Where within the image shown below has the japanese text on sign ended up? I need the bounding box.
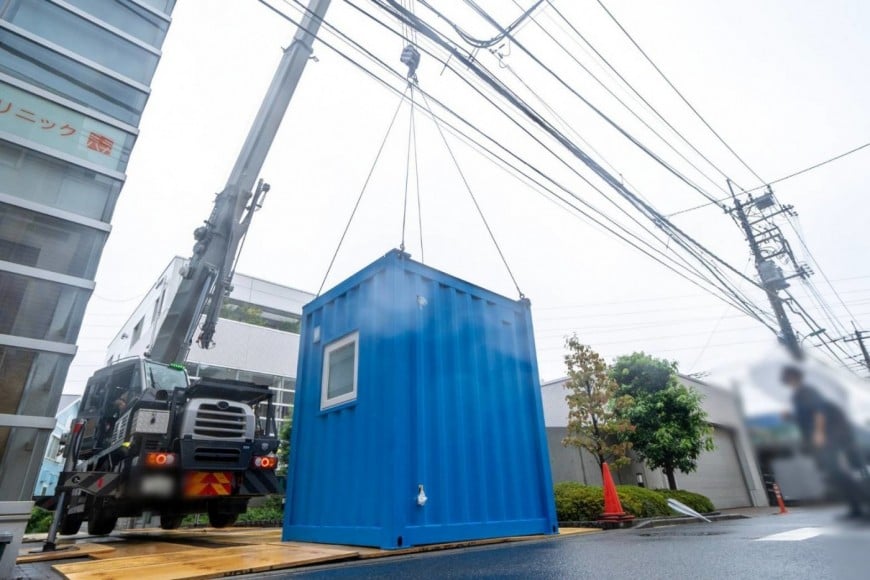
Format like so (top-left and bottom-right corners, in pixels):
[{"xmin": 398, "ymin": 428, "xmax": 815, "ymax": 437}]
[{"xmin": 0, "ymin": 80, "xmax": 129, "ymax": 173}]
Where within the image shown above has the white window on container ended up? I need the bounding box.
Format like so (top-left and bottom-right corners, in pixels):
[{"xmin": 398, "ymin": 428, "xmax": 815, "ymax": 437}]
[{"xmin": 321, "ymin": 332, "xmax": 358, "ymax": 410}]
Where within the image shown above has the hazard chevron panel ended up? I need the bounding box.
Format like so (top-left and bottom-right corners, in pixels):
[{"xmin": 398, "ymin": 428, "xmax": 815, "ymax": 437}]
[
  {"xmin": 239, "ymin": 469, "xmax": 282, "ymax": 496},
  {"xmin": 184, "ymin": 471, "xmax": 234, "ymax": 497}
]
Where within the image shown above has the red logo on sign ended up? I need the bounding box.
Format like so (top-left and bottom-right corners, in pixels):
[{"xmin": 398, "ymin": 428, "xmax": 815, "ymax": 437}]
[{"xmin": 86, "ymin": 131, "xmax": 114, "ymax": 155}]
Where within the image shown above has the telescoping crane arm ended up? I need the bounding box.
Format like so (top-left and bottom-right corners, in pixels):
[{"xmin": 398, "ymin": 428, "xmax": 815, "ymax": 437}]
[{"xmin": 148, "ymin": 0, "xmax": 332, "ymax": 365}]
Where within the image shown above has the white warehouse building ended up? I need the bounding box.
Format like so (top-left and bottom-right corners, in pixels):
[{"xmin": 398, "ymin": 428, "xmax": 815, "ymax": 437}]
[
  {"xmin": 540, "ymin": 374, "xmax": 770, "ymax": 509},
  {"xmin": 105, "ymin": 256, "xmax": 314, "ymax": 431}
]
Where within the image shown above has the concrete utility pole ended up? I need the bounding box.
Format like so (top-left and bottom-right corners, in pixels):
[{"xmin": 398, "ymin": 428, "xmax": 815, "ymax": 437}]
[
  {"xmin": 729, "ymin": 183, "xmax": 802, "ymax": 359},
  {"xmin": 845, "ymin": 325, "xmax": 870, "ymax": 373}
]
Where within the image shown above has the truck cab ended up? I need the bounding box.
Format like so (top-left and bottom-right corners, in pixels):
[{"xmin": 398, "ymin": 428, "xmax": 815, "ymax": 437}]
[{"xmin": 61, "ymin": 356, "xmax": 281, "ymax": 535}]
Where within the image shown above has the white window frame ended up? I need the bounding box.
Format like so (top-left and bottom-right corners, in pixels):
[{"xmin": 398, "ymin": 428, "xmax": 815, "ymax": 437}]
[{"xmin": 320, "ymin": 331, "xmax": 359, "ymax": 410}]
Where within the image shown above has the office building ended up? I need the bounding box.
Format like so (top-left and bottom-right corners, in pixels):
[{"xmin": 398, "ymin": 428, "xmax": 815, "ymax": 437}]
[
  {"xmin": 0, "ymin": 1, "xmax": 176, "ymax": 574},
  {"xmin": 106, "ymin": 256, "xmax": 313, "ymax": 433}
]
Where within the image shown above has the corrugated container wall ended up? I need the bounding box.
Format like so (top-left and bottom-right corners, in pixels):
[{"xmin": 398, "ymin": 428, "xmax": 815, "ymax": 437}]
[{"xmin": 283, "ymin": 250, "xmax": 557, "ymax": 549}]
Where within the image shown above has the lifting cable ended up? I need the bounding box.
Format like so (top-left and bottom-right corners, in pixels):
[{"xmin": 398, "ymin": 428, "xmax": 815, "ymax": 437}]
[
  {"xmin": 418, "ymin": 86, "xmax": 525, "ymax": 299},
  {"xmin": 317, "ymin": 84, "xmax": 410, "ymax": 295},
  {"xmin": 400, "ymin": 82, "xmax": 423, "ymax": 260}
]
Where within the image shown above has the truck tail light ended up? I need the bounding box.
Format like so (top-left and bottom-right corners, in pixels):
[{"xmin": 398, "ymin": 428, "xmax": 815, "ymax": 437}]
[
  {"xmin": 145, "ymin": 451, "xmax": 177, "ymax": 468},
  {"xmin": 252, "ymin": 454, "xmax": 277, "ymax": 470}
]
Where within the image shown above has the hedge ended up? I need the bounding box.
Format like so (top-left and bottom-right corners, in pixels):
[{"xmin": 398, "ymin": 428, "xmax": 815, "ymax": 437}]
[
  {"xmin": 554, "ymin": 482, "xmax": 714, "ymax": 522},
  {"xmin": 26, "ymin": 507, "xmax": 54, "ymax": 534}
]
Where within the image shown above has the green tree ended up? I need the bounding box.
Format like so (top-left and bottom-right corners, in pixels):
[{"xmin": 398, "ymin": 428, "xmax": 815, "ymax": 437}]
[
  {"xmin": 611, "ymin": 352, "xmax": 714, "ymax": 490},
  {"xmin": 562, "ymin": 335, "xmax": 634, "ymax": 469}
]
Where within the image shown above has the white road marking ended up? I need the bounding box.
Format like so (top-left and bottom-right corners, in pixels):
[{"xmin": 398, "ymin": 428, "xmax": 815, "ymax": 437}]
[{"xmin": 756, "ymin": 527, "xmax": 826, "ymax": 542}]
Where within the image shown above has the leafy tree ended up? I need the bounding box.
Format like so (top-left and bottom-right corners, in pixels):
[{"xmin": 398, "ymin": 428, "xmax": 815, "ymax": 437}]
[
  {"xmin": 562, "ymin": 335, "xmax": 634, "ymax": 469},
  {"xmin": 611, "ymin": 352, "xmax": 714, "ymax": 490}
]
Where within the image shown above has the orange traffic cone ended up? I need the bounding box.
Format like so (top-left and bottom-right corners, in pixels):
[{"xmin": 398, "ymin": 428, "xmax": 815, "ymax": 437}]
[
  {"xmin": 772, "ymin": 483, "xmax": 789, "ymax": 515},
  {"xmin": 599, "ymin": 462, "xmax": 635, "ymax": 524}
]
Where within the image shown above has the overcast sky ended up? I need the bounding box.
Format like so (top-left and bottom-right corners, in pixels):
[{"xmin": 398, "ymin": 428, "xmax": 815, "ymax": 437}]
[{"xmin": 64, "ymin": 0, "xmax": 870, "ymax": 415}]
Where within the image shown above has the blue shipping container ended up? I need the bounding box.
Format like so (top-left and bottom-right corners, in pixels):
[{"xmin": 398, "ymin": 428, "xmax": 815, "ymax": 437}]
[{"xmin": 283, "ymin": 250, "xmax": 557, "ymax": 549}]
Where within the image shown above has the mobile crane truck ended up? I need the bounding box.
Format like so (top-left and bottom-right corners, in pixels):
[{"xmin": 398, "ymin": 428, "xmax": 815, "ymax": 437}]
[{"xmin": 45, "ymin": 1, "xmax": 333, "ymax": 540}]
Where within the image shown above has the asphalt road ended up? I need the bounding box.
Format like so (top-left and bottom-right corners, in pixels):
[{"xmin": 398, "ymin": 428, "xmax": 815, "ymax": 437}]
[{"xmin": 271, "ymin": 508, "xmax": 870, "ymax": 579}]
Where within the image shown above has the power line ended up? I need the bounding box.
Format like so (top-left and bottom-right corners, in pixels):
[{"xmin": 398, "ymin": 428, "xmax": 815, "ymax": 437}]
[
  {"xmin": 306, "ymin": 0, "xmax": 777, "ymax": 325},
  {"xmin": 594, "ymin": 0, "xmax": 765, "ymax": 185},
  {"xmin": 268, "ymin": 1, "xmax": 797, "ymax": 341},
  {"xmin": 668, "ymin": 141, "xmax": 870, "ymax": 217},
  {"xmin": 541, "ymin": 0, "xmax": 734, "ymax": 198}
]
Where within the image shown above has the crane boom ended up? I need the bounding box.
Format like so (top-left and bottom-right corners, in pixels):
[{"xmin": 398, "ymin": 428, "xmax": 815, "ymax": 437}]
[{"xmin": 149, "ymin": 0, "xmax": 332, "ymax": 364}]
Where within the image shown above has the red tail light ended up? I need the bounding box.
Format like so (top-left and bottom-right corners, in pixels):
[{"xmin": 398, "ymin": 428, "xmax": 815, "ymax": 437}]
[
  {"xmin": 252, "ymin": 454, "xmax": 277, "ymax": 470},
  {"xmin": 145, "ymin": 451, "xmax": 177, "ymax": 468}
]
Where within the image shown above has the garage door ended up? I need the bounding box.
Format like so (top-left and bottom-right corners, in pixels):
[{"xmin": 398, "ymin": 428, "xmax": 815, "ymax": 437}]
[{"xmin": 676, "ymin": 427, "xmax": 751, "ymax": 509}]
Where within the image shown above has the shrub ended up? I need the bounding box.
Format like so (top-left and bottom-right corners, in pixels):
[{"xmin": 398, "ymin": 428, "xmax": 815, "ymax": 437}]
[
  {"xmin": 656, "ymin": 489, "xmax": 715, "ymax": 514},
  {"xmin": 554, "ymin": 482, "xmax": 604, "ymax": 522},
  {"xmin": 615, "ymin": 485, "xmax": 669, "ymax": 518},
  {"xmin": 554, "ymin": 482, "xmax": 670, "ymax": 521},
  {"xmin": 26, "ymin": 507, "xmax": 54, "ymax": 534}
]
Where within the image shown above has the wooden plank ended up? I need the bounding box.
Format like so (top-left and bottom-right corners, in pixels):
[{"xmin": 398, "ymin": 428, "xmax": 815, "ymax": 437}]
[
  {"xmin": 58, "ymin": 545, "xmax": 358, "ymax": 580},
  {"xmin": 17, "ymin": 542, "xmax": 116, "ymax": 563},
  {"xmin": 557, "ymin": 527, "xmax": 601, "ymax": 536},
  {"xmin": 53, "ymin": 544, "xmax": 277, "ymax": 575},
  {"xmin": 89, "ymin": 541, "xmax": 202, "ymax": 559}
]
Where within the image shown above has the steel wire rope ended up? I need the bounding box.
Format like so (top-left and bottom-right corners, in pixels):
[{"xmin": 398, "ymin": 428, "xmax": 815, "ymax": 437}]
[
  {"xmin": 406, "ymin": 0, "xmax": 763, "ymax": 292},
  {"xmin": 265, "ymin": 0, "xmax": 775, "ymax": 326},
  {"xmin": 269, "ymin": 0, "xmax": 740, "ymax": 313},
  {"xmin": 316, "ymin": 84, "xmax": 410, "ymax": 295},
  {"xmin": 417, "ymin": 88, "xmax": 525, "ymax": 298},
  {"xmin": 400, "ymin": 83, "xmax": 415, "ymax": 252}
]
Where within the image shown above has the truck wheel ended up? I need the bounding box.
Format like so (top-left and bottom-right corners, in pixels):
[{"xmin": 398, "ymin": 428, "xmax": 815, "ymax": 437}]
[
  {"xmin": 206, "ymin": 509, "xmax": 238, "ymax": 529},
  {"xmin": 59, "ymin": 512, "xmax": 83, "ymax": 535},
  {"xmin": 86, "ymin": 498, "xmax": 118, "ymax": 536},
  {"xmin": 159, "ymin": 514, "xmax": 184, "ymax": 530}
]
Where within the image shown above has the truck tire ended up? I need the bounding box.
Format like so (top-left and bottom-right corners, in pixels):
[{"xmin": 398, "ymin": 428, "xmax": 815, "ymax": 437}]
[
  {"xmin": 206, "ymin": 508, "xmax": 238, "ymax": 529},
  {"xmin": 59, "ymin": 512, "xmax": 83, "ymax": 535},
  {"xmin": 86, "ymin": 498, "xmax": 118, "ymax": 536},
  {"xmin": 159, "ymin": 514, "xmax": 184, "ymax": 530}
]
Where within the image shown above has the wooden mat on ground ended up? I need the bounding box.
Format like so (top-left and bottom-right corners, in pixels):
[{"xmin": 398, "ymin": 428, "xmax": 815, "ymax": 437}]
[
  {"xmin": 120, "ymin": 528, "xmax": 283, "ymax": 547},
  {"xmin": 53, "ymin": 543, "xmax": 358, "ymax": 580},
  {"xmin": 89, "ymin": 540, "xmax": 202, "ymax": 559},
  {"xmin": 17, "ymin": 542, "xmax": 116, "ymax": 563}
]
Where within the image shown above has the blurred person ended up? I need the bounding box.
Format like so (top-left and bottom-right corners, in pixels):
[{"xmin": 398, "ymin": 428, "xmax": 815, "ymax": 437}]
[{"xmin": 781, "ymin": 365, "xmax": 870, "ymax": 518}]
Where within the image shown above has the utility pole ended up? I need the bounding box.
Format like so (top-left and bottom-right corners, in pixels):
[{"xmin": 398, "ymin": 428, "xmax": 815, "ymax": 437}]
[
  {"xmin": 729, "ymin": 182, "xmax": 802, "ymax": 359},
  {"xmin": 845, "ymin": 324, "xmax": 870, "ymax": 373}
]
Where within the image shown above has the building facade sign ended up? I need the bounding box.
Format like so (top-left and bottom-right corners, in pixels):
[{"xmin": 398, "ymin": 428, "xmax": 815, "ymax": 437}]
[{"xmin": 0, "ymin": 80, "xmax": 129, "ymax": 172}]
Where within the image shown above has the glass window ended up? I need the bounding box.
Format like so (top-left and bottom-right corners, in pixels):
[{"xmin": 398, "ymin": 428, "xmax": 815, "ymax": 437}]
[
  {"xmin": 0, "ymin": 203, "xmax": 107, "ymax": 278},
  {"xmin": 135, "ymin": 0, "xmax": 176, "ymax": 15},
  {"xmin": 0, "ymin": 28, "xmax": 148, "ymax": 125},
  {"xmin": 1, "ymin": 140, "xmax": 122, "ymax": 222},
  {"xmin": 220, "ymin": 299, "xmax": 302, "ymax": 334},
  {"xmin": 0, "ymin": 425, "xmax": 50, "ymax": 501},
  {"xmin": 321, "ymin": 332, "xmax": 358, "ymax": 410},
  {"xmin": 0, "ymin": 269, "xmax": 90, "ymax": 343},
  {"xmin": 3, "ymin": 1, "xmax": 160, "ymax": 85},
  {"xmin": 61, "ymin": 0, "xmax": 171, "ymax": 49},
  {"xmin": 144, "ymin": 360, "xmax": 187, "ymax": 389},
  {"xmin": 0, "ymin": 344, "xmax": 71, "ymax": 420}
]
